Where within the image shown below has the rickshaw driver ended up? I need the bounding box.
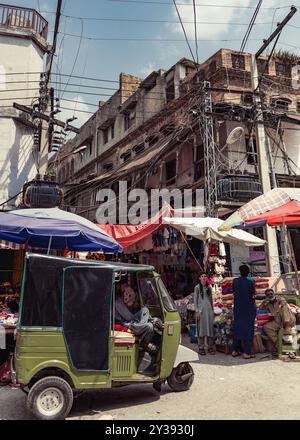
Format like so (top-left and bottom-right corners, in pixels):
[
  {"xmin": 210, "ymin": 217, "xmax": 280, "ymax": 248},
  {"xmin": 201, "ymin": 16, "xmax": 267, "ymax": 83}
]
[{"xmin": 115, "ymin": 282, "xmax": 158, "ymax": 354}]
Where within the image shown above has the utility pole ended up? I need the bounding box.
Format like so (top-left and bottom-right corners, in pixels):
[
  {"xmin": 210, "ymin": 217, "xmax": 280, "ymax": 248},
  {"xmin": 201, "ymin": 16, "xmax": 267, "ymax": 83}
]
[
  {"xmin": 38, "ymin": 0, "xmax": 63, "ymax": 175},
  {"xmin": 251, "ymin": 6, "xmax": 297, "ymax": 276},
  {"xmin": 200, "ymin": 81, "xmax": 217, "ymax": 217}
]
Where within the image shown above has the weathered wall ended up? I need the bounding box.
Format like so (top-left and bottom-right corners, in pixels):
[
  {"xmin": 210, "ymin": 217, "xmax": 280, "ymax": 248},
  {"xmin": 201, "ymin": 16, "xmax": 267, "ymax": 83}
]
[
  {"xmin": 0, "ymin": 34, "xmax": 45, "ymax": 206},
  {"xmin": 0, "ymin": 118, "xmax": 36, "ymax": 207},
  {"xmin": 0, "ymin": 36, "xmax": 43, "ymax": 105}
]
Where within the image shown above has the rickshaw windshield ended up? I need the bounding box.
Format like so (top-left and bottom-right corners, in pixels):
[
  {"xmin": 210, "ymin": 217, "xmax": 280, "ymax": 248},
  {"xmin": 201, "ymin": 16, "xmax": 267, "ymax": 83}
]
[
  {"xmin": 157, "ymin": 277, "xmax": 177, "ymax": 312},
  {"xmin": 137, "ymin": 272, "xmax": 160, "ymax": 307}
]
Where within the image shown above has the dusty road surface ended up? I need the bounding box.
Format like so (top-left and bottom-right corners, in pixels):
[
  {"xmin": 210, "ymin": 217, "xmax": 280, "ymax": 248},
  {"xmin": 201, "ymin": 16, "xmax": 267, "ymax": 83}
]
[{"xmin": 1, "ymin": 338, "xmax": 300, "ymax": 420}]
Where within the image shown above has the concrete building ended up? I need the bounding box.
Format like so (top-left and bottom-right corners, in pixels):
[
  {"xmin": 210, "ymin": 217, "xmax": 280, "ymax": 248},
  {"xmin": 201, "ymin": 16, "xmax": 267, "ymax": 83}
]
[
  {"xmin": 57, "ymin": 49, "xmax": 300, "ymax": 273},
  {"xmin": 0, "ymin": 3, "xmax": 49, "ymax": 208},
  {"xmin": 58, "ymin": 50, "xmax": 300, "ymax": 212}
]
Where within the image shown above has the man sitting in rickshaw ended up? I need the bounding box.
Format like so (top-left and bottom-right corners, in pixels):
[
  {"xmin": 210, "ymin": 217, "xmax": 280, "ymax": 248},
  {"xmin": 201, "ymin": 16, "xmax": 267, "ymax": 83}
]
[{"xmin": 115, "ymin": 281, "xmax": 158, "ymax": 354}]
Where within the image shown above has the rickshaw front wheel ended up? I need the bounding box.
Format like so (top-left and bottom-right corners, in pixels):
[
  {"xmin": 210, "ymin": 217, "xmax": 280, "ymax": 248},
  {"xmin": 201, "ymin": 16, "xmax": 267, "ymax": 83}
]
[
  {"xmin": 26, "ymin": 376, "xmax": 74, "ymax": 420},
  {"xmin": 167, "ymin": 362, "xmax": 194, "ymax": 392}
]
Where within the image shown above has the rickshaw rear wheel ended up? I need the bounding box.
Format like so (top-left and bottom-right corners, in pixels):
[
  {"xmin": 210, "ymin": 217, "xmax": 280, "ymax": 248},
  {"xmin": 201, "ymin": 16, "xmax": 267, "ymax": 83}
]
[
  {"xmin": 167, "ymin": 362, "xmax": 194, "ymax": 392},
  {"xmin": 26, "ymin": 376, "xmax": 74, "ymax": 420}
]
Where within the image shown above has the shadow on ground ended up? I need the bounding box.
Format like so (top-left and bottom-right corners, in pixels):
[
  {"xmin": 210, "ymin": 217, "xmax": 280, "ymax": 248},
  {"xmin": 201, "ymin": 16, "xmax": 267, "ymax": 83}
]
[
  {"xmin": 69, "ymin": 384, "xmax": 162, "ymax": 419},
  {"xmin": 181, "ymin": 334, "xmax": 274, "ymax": 367}
]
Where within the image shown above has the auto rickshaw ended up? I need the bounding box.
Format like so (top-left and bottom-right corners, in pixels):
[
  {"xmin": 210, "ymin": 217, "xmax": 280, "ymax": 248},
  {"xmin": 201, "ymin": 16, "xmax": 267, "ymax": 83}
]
[{"xmin": 13, "ymin": 254, "xmax": 197, "ymax": 420}]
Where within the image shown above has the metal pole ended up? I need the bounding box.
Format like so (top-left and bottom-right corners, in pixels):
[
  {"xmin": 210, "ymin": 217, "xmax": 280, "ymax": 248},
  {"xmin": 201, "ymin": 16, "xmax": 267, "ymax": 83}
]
[
  {"xmin": 200, "ymin": 81, "xmax": 217, "ymax": 218},
  {"xmin": 47, "ymin": 236, "xmax": 52, "ymax": 255}
]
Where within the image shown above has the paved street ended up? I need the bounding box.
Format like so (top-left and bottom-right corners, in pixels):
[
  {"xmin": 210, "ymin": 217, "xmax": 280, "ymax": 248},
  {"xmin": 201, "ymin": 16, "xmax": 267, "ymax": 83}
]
[{"xmin": 1, "ymin": 337, "xmax": 300, "ymax": 420}]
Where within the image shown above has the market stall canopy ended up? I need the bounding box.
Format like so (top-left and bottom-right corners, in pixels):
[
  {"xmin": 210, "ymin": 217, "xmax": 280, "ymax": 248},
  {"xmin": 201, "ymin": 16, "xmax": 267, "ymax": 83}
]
[
  {"xmin": 243, "ymin": 200, "xmax": 300, "ymax": 228},
  {"xmin": 97, "ymin": 204, "xmax": 171, "ymax": 249},
  {"xmin": 0, "ymin": 208, "xmax": 123, "ymax": 252},
  {"xmin": 219, "ymin": 188, "xmax": 300, "ymax": 231},
  {"xmin": 163, "ymin": 217, "xmax": 265, "ymax": 247}
]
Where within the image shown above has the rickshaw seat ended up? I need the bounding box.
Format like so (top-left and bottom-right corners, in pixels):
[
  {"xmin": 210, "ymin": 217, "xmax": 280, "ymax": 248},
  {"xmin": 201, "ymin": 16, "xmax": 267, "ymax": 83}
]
[{"xmin": 112, "ymin": 330, "xmax": 137, "ymax": 345}]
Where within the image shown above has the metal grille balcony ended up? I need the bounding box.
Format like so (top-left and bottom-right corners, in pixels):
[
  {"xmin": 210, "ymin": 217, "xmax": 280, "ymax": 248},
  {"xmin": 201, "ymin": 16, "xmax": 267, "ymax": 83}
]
[
  {"xmin": 0, "ymin": 3, "xmax": 48, "ymax": 40},
  {"xmin": 218, "ymin": 175, "xmax": 262, "ymax": 203}
]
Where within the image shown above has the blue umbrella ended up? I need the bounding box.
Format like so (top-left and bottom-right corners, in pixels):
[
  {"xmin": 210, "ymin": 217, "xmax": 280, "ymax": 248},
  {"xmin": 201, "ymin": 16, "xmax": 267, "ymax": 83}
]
[{"xmin": 0, "ymin": 208, "xmax": 123, "ymax": 253}]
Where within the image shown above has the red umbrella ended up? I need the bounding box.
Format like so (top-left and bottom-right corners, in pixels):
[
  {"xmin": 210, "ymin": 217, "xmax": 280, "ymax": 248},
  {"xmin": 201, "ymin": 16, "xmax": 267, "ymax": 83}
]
[{"xmin": 245, "ymin": 200, "xmax": 300, "ymax": 226}]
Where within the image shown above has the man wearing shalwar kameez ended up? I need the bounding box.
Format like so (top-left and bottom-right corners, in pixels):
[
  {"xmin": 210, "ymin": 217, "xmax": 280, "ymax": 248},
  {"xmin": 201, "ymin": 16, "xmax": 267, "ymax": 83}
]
[
  {"xmin": 232, "ymin": 265, "xmax": 256, "ymax": 359},
  {"xmin": 194, "ymin": 273, "xmax": 215, "ymax": 355}
]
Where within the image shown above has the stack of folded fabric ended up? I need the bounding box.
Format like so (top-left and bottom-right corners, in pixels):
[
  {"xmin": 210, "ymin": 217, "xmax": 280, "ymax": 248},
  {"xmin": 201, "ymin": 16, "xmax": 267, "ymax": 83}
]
[
  {"xmin": 254, "ymin": 278, "xmax": 269, "ymax": 307},
  {"xmin": 254, "ymin": 279, "xmax": 269, "ymax": 290},
  {"xmin": 256, "ymin": 310, "xmax": 271, "ymax": 330},
  {"xmin": 221, "ymin": 280, "xmax": 234, "ymax": 308}
]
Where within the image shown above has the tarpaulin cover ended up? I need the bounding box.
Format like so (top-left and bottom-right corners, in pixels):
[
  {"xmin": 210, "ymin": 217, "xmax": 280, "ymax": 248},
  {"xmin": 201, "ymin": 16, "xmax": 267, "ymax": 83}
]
[
  {"xmin": 0, "ymin": 208, "xmax": 122, "ymax": 253},
  {"xmin": 63, "ymin": 267, "xmax": 112, "ymax": 371},
  {"xmin": 163, "ymin": 217, "xmax": 265, "ymax": 247},
  {"xmin": 97, "ymin": 204, "xmax": 171, "ymax": 248},
  {"xmin": 21, "ymin": 254, "xmax": 105, "ymax": 327}
]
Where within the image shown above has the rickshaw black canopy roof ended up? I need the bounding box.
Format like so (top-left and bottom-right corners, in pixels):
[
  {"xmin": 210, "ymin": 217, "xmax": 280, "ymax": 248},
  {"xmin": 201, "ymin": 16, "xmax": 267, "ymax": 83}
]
[{"xmin": 20, "ymin": 254, "xmax": 155, "ymax": 329}]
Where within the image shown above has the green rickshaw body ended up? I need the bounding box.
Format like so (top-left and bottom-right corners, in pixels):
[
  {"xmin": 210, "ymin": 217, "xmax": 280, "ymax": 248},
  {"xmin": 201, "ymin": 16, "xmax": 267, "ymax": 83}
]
[{"xmin": 15, "ymin": 254, "xmax": 182, "ymax": 390}]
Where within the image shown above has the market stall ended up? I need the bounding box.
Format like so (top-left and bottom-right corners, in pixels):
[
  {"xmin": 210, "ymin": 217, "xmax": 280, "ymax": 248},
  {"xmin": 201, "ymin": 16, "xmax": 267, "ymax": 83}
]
[
  {"xmin": 217, "ymin": 188, "xmax": 300, "ymax": 357},
  {"xmin": 97, "ymin": 206, "xmax": 201, "ymax": 298},
  {"xmin": 162, "ymin": 216, "xmax": 266, "ymax": 351}
]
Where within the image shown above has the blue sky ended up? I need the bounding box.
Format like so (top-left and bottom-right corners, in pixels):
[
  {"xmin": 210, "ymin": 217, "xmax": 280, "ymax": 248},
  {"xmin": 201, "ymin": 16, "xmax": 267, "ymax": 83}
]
[{"xmin": 5, "ymin": 0, "xmax": 300, "ymax": 126}]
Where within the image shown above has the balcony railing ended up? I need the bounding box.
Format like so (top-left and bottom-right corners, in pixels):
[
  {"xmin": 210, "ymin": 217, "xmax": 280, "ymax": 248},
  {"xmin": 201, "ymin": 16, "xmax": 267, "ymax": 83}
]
[
  {"xmin": 0, "ymin": 3, "xmax": 48, "ymax": 40},
  {"xmin": 218, "ymin": 175, "xmax": 262, "ymax": 203}
]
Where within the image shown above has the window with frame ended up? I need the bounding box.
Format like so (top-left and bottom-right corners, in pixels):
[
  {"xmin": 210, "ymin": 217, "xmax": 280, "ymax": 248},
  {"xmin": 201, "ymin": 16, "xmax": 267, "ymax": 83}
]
[
  {"xmin": 102, "ymin": 123, "xmax": 115, "ymax": 145},
  {"xmin": 275, "ymin": 62, "xmax": 291, "ymax": 78},
  {"xmin": 297, "ymin": 102, "xmax": 300, "ymax": 113},
  {"xmin": 165, "ymin": 158, "xmax": 177, "ymax": 184},
  {"xmin": 232, "ymin": 54, "xmax": 245, "ymax": 70},
  {"xmin": 124, "ymin": 110, "xmax": 136, "ymax": 131},
  {"xmin": 133, "ymin": 143, "xmax": 145, "ymax": 156},
  {"xmin": 80, "ymin": 139, "xmax": 93, "ymax": 159},
  {"xmin": 121, "ymin": 151, "xmax": 131, "ymax": 163},
  {"xmin": 147, "ymin": 135, "xmax": 159, "ymax": 147}
]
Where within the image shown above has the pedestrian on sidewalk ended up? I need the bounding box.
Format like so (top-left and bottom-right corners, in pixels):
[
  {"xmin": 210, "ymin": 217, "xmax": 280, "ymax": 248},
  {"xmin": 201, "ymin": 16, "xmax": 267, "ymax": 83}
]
[
  {"xmin": 232, "ymin": 265, "xmax": 256, "ymax": 360},
  {"xmin": 194, "ymin": 272, "xmax": 215, "ymax": 355}
]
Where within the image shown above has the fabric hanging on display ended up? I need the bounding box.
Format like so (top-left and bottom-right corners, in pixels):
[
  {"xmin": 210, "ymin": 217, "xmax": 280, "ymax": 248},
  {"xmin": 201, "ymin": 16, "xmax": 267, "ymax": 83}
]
[
  {"xmin": 209, "ymin": 242, "xmax": 219, "ymax": 256},
  {"xmin": 219, "ymin": 242, "xmax": 226, "ymax": 257}
]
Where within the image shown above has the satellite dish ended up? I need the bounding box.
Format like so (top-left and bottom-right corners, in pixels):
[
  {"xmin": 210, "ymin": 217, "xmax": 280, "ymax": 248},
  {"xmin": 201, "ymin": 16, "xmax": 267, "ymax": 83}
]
[{"xmin": 226, "ymin": 127, "xmax": 245, "ymax": 145}]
